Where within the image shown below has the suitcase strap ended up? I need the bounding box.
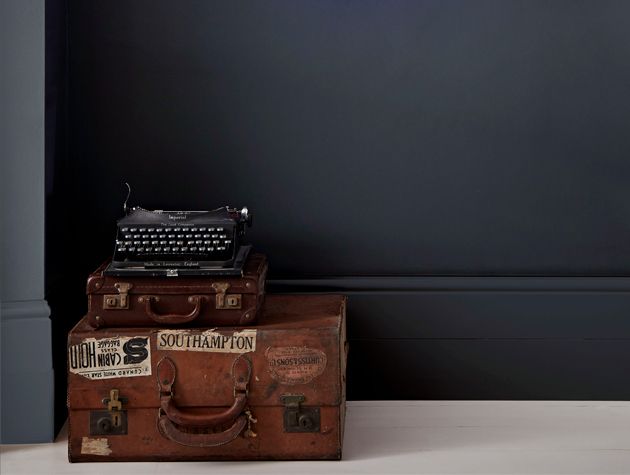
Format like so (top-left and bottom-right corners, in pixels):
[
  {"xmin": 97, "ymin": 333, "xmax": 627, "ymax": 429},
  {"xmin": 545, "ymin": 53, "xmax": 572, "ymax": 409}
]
[{"xmin": 156, "ymin": 355, "xmax": 252, "ymax": 447}]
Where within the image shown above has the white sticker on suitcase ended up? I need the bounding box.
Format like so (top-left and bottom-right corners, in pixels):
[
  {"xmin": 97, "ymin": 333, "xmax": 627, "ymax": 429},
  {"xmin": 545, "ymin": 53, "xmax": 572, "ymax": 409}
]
[
  {"xmin": 80, "ymin": 437, "xmax": 112, "ymax": 456},
  {"xmin": 157, "ymin": 329, "xmax": 256, "ymax": 353},
  {"xmin": 68, "ymin": 336, "xmax": 151, "ymax": 380}
]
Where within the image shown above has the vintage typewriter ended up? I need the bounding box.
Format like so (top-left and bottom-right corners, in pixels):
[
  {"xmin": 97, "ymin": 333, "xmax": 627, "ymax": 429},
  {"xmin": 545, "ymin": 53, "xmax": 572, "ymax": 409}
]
[{"xmin": 104, "ymin": 190, "xmax": 253, "ymax": 276}]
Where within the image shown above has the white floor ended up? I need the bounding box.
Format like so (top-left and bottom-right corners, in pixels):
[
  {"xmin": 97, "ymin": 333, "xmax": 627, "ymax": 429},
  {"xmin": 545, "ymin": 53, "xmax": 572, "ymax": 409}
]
[{"xmin": 2, "ymin": 401, "xmax": 630, "ymax": 475}]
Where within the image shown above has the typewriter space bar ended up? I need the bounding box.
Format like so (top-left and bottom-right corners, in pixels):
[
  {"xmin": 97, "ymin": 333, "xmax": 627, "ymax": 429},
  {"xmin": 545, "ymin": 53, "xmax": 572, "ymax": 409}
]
[{"xmin": 144, "ymin": 262, "xmax": 200, "ymax": 268}]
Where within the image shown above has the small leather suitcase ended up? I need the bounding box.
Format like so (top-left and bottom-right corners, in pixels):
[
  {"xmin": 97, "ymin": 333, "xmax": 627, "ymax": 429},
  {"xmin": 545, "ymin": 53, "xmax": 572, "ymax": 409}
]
[
  {"xmin": 86, "ymin": 253, "xmax": 267, "ymax": 328},
  {"xmin": 68, "ymin": 294, "xmax": 347, "ymax": 461}
]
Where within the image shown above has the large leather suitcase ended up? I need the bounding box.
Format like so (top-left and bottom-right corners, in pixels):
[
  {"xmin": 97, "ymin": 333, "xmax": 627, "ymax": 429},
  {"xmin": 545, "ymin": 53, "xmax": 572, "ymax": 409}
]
[
  {"xmin": 68, "ymin": 294, "xmax": 347, "ymax": 461},
  {"xmin": 86, "ymin": 253, "xmax": 267, "ymax": 328}
]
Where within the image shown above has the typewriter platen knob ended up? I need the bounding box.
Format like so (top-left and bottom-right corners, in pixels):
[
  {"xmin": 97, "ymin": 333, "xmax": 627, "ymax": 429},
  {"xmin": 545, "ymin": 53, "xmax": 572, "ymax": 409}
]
[{"xmin": 240, "ymin": 207, "xmax": 252, "ymax": 227}]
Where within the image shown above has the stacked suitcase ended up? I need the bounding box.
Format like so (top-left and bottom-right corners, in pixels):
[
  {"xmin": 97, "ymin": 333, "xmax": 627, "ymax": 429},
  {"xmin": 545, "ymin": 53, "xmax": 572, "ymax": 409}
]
[{"xmin": 67, "ymin": 251, "xmax": 348, "ymax": 461}]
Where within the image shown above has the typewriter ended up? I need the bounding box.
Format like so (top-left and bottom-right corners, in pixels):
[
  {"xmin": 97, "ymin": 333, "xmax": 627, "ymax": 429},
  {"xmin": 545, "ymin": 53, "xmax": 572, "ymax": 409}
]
[{"xmin": 104, "ymin": 200, "xmax": 253, "ymax": 277}]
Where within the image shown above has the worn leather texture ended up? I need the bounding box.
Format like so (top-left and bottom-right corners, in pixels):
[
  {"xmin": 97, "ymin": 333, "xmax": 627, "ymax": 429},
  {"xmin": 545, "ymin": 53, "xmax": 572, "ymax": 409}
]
[
  {"xmin": 85, "ymin": 254, "xmax": 267, "ymax": 328},
  {"xmin": 67, "ymin": 294, "xmax": 347, "ymax": 461}
]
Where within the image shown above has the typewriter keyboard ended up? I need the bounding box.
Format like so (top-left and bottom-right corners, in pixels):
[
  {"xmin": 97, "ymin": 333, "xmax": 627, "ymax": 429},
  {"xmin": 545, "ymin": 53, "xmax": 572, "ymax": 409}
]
[{"xmin": 113, "ymin": 225, "xmax": 235, "ymax": 263}]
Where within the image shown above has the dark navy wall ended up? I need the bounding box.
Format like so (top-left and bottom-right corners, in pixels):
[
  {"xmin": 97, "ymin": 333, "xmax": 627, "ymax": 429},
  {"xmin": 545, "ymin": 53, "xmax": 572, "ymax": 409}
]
[
  {"xmin": 66, "ymin": 0, "xmax": 630, "ymax": 276},
  {"xmin": 45, "ymin": 0, "xmax": 630, "ymax": 417}
]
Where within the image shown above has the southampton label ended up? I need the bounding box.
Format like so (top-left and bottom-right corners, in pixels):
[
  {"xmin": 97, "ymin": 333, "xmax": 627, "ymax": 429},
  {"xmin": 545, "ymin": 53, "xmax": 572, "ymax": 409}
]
[
  {"xmin": 266, "ymin": 347, "xmax": 327, "ymax": 385},
  {"xmin": 157, "ymin": 329, "xmax": 256, "ymax": 353},
  {"xmin": 68, "ymin": 336, "xmax": 151, "ymax": 380}
]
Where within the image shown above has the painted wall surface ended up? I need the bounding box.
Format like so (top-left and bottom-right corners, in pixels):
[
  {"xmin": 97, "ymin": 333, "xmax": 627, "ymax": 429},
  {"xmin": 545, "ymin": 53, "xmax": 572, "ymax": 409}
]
[
  {"xmin": 42, "ymin": 0, "xmax": 630, "ymax": 417},
  {"xmin": 66, "ymin": 0, "xmax": 630, "ymax": 277},
  {"xmin": 1, "ymin": 0, "xmax": 54, "ymax": 443}
]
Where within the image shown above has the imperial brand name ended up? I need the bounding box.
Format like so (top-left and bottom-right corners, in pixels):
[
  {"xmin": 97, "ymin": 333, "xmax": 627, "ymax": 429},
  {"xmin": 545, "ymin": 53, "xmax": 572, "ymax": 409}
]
[{"xmin": 157, "ymin": 330, "xmax": 256, "ymax": 353}]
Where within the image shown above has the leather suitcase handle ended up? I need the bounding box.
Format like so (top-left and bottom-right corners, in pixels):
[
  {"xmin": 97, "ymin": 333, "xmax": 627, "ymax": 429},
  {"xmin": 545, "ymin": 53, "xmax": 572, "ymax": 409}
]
[
  {"xmin": 158, "ymin": 414, "xmax": 247, "ymax": 447},
  {"xmin": 160, "ymin": 391, "xmax": 248, "ymax": 427},
  {"xmin": 156, "ymin": 355, "xmax": 252, "ymax": 446},
  {"xmin": 139, "ymin": 295, "xmax": 205, "ymax": 324}
]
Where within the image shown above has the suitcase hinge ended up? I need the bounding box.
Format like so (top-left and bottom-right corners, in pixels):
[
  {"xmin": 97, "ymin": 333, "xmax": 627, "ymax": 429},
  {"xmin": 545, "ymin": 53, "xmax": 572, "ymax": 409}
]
[
  {"xmin": 103, "ymin": 282, "xmax": 132, "ymax": 310},
  {"xmin": 90, "ymin": 389, "xmax": 128, "ymax": 435},
  {"xmin": 212, "ymin": 282, "xmax": 242, "ymax": 309},
  {"xmin": 281, "ymin": 394, "xmax": 320, "ymax": 433}
]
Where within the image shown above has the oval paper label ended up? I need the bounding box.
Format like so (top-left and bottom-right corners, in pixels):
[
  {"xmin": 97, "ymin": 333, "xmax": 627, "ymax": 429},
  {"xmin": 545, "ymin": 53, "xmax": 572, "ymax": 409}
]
[{"xmin": 266, "ymin": 346, "xmax": 327, "ymax": 385}]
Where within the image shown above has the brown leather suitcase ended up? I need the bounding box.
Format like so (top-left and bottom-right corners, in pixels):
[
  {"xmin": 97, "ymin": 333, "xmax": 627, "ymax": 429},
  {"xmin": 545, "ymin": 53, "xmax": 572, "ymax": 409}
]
[
  {"xmin": 68, "ymin": 294, "xmax": 347, "ymax": 461},
  {"xmin": 86, "ymin": 253, "xmax": 267, "ymax": 328}
]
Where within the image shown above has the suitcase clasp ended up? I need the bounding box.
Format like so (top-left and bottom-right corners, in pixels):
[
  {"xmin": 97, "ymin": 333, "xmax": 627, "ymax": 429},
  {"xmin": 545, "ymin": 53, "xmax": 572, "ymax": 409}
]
[
  {"xmin": 281, "ymin": 394, "xmax": 320, "ymax": 433},
  {"xmin": 212, "ymin": 282, "xmax": 242, "ymax": 309},
  {"xmin": 90, "ymin": 389, "xmax": 128, "ymax": 435},
  {"xmin": 103, "ymin": 282, "xmax": 132, "ymax": 309}
]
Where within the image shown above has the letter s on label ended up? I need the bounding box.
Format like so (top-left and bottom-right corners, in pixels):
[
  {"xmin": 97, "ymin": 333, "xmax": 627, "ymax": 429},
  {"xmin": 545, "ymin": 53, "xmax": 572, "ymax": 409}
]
[{"xmin": 123, "ymin": 337, "xmax": 149, "ymax": 364}]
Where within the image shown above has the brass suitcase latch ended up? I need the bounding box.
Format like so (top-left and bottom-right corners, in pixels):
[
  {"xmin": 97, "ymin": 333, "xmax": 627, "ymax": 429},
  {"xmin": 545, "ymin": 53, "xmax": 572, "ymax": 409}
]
[
  {"xmin": 212, "ymin": 282, "xmax": 242, "ymax": 309},
  {"xmin": 281, "ymin": 394, "xmax": 320, "ymax": 433},
  {"xmin": 103, "ymin": 282, "xmax": 132, "ymax": 310},
  {"xmin": 90, "ymin": 389, "xmax": 128, "ymax": 435}
]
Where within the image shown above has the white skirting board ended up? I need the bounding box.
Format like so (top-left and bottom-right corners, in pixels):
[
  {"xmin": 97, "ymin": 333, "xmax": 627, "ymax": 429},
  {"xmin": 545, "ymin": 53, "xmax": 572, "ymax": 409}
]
[{"xmin": 2, "ymin": 401, "xmax": 630, "ymax": 474}]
